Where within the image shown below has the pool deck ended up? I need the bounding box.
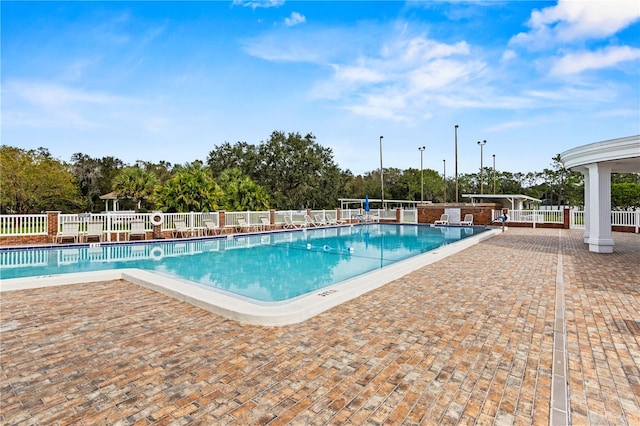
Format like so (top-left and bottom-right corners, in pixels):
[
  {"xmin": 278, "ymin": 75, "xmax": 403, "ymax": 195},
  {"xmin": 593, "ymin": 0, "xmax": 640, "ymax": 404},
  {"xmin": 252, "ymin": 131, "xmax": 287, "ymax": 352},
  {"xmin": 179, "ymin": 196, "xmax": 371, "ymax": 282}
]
[{"xmin": 1, "ymin": 228, "xmax": 639, "ymax": 425}]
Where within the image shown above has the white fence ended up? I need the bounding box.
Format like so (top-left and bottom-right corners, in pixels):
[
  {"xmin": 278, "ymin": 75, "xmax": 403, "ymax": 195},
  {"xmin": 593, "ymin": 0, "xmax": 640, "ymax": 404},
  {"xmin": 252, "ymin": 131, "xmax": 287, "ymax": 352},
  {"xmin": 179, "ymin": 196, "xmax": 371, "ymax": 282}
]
[
  {"xmin": 0, "ymin": 214, "xmax": 48, "ymax": 236},
  {"xmin": 492, "ymin": 209, "xmax": 639, "ymax": 232},
  {"xmin": 570, "ymin": 210, "xmax": 639, "ymax": 233}
]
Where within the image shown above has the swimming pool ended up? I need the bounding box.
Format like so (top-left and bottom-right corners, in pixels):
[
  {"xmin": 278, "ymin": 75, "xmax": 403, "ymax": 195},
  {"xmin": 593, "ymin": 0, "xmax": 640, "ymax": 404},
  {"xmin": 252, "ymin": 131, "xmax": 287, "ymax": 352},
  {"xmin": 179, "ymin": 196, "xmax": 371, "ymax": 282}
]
[{"xmin": 1, "ymin": 224, "xmax": 499, "ymax": 325}]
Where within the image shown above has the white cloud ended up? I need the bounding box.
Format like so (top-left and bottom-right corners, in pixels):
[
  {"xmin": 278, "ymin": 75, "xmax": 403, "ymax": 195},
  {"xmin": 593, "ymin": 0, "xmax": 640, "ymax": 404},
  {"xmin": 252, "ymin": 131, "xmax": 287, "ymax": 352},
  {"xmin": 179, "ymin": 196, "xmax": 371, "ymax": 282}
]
[
  {"xmin": 284, "ymin": 12, "xmax": 306, "ymax": 27},
  {"xmin": 3, "ymin": 80, "xmax": 145, "ymax": 129},
  {"xmin": 7, "ymin": 80, "xmax": 134, "ymax": 107},
  {"xmin": 511, "ymin": 0, "xmax": 640, "ymax": 47},
  {"xmin": 232, "ymin": 0, "xmax": 284, "ymax": 9},
  {"xmin": 551, "ymin": 45, "xmax": 640, "ymax": 75},
  {"xmin": 501, "ymin": 49, "xmax": 517, "ymax": 62}
]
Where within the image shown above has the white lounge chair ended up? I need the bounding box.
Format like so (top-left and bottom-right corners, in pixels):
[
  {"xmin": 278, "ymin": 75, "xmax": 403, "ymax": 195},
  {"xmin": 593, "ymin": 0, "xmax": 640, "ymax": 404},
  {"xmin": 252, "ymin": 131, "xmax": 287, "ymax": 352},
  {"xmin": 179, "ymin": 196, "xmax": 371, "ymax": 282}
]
[
  {"xmin": 203, "ymin": 220, "xmax": 221, "ymax": 236},
  {"xmin": 235, "ymin": 217, "xmax": 252, "ymax": 233},
  {"xmin": 283, "ymin": 216, "xmax": 301, "ymax": 229},
  {"xmin": 55, "ymin": 221, "xmax": 79, "ymax": 244},
  {"xmin": 434, "ymin": 214, "xmax": 449, "ymax": 225},
  {"xmin": 83, "ymin": 221, "xmax": 103, "ymax": 243},
  {"xmin": 129, "ymin": 221, "xmax": 147, "ymax": 240},
  {"xmin": 173, "ymin": 219, "xmax": 190, "ymax": 238},
  {"xmin": 326, "ymin": 214, "xmax": 346, "ymax": 225},
  {"xmin": 304, "ymin": 214, "xmax": 318, "ymax": 227},
  {"xmin": 313, "ymin": 214, "xmax": 327, "ymax": 226},
  {"xmin": 259, "ymin": 216, "xmax": 271, "ymax": 231},
  {"xmin": 460, "ymin": 214, "xmax": 474, "ymax": 226}
]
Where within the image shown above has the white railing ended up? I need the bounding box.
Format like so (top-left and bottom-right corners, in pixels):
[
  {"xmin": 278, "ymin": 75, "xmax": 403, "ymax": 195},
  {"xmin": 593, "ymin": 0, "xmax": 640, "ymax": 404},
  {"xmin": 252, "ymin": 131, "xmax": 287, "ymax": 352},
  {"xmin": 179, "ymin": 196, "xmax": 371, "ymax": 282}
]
[
  {"xmin": 0, "ymin": 214, "xmax": 48, "ymax": 236},
  {"xmin": 6, "ymin": 207, "xmax": 634, "ymax": 242},
  {"xmin": 570, "ymin": 211, "xmax": 585, "ymax": 229}
]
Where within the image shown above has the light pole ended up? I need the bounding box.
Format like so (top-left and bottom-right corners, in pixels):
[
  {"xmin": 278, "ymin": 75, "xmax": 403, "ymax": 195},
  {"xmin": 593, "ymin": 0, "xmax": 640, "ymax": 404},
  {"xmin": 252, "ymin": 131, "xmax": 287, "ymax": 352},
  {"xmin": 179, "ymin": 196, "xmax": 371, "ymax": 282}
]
[
  {"xmin": 379, "ymin": 136, "xmax": 384, "ymax": 209},
  {"xmin": 443, "ymin": 159, "xmax": 446, "ymax": 203},
  {"xmin": 454, "ymin": 124, "xmax": 459, "ymax": 203},
  {"xmin": 418, "ymin": 146, "xmax": 425, "ymax": 203},
  {"xmin": 477, "ymin": 139, "xmax": 487, "ymax": 194},
  {"xmin": 492, "ymin": 154, "xmax": 496, "ymax": 194}
]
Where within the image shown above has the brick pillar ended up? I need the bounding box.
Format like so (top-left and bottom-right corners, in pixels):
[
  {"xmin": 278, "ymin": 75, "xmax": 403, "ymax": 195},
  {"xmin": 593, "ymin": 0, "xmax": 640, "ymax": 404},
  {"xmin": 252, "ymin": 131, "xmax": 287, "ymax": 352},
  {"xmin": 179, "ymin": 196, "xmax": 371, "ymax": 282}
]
[
  {"xmin": 47, "ymin": 211, "xmax": 60, "ymax": 243},
  {"xmin": 219, "ymin": 211, "xmax": 226, "ymax": 229},
  {"xmin": 396, "ymin": 208, "xmax": 401, "ymax": 223},
  {"xmin": 563, "ymin": 208, "xmax": 571, "ymax": 229},
  {"xmin": 270, "ymin": 209, "xmax": 276, "ymax": 228}
]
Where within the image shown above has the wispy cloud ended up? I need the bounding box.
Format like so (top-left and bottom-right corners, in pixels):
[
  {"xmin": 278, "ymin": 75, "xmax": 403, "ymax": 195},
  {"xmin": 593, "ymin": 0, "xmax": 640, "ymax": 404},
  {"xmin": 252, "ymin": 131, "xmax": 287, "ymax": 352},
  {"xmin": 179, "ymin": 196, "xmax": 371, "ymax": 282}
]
[
  {"xmin": 550, "ymin": 45, "xmax": 640, "ymax": 76},
  {"xmin": 284, "ymin": 12, "xmax": 306, "ymax": 27},
  {"xmin": 232, "ymin": 0, "xmax": 284, "ymax": 10},
  {"xmin": 3, "ymin": 80, "xmax": 145, "ymax": 129}
]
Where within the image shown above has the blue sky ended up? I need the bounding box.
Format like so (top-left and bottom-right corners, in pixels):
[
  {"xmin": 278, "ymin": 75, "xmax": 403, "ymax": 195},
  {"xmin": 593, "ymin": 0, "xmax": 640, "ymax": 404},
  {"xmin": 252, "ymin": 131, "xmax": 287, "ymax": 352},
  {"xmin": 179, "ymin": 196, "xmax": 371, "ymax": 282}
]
[{"xmin": 2, "ymin": 1, "xmax": 639, "ymax": 176}]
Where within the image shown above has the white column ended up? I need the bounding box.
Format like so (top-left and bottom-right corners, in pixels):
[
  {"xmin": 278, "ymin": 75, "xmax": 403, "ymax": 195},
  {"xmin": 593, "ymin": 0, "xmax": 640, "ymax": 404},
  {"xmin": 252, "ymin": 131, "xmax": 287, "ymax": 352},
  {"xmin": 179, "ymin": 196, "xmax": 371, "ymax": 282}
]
[
  {"xmin": 582, "ymin": 170, "xmax": 590, "ymax": 243},
  {"xmin": 586, "ymin": 163, "xmax": 614, "ymax": 253}
]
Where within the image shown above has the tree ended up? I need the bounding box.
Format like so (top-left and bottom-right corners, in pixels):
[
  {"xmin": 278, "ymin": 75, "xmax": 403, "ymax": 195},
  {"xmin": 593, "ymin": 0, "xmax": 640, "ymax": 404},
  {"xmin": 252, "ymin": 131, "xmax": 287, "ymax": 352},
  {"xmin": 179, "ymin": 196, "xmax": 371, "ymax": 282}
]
[
  {"xmin": 112, "ymin": 166, "xmax": 159, "ymax": 211},
  {"xmin": 254, "ymin": 131, "xmax": 344, "ymax": 209},
  {"xmin": 155, "ymin": 163, "xmax": 223, "ymax": 212},
  {"xmin": 70, "ymin": 153, "xmax": 125, "ymax": 211},
  {"xmin": 217, "ymin": 168, "xmax": 270, "ymax": 211},
  {"xmin": 612, "ymin": 183, "xmax": 640, "ymax": 209},
  {"xmin": 1, "ymin": 145, "xmax": 81, "ymax": 213}
]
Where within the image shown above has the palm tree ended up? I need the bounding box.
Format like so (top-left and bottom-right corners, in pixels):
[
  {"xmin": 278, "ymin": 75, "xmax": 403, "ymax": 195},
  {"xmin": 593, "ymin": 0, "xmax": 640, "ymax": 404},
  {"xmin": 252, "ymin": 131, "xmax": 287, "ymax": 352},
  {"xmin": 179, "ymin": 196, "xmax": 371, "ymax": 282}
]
[
  {"xmin": 112, "ymin": 167, "xmax": 159, "ymax": 211},
  {"xmin": 155, "ymin": 163, "xmax": 223, "ymax": 212}
]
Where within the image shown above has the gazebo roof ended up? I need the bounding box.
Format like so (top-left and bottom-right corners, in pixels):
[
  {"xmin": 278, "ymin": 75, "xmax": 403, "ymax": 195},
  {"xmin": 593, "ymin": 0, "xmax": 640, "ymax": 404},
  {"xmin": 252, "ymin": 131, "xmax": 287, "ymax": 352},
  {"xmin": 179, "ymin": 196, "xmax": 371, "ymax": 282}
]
[{"xmin": 99, "ymin": 191, "xmax": 119, "ymax": 201}]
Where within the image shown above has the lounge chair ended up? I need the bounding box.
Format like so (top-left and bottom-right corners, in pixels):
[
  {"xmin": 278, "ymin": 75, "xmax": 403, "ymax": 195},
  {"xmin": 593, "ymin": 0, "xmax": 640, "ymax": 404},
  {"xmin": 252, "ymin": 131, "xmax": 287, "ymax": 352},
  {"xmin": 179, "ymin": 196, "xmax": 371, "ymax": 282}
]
[
  {"xmin": 173, "ymin": 219, "xmax": 190, "ymax": 238},
  {"xmin": 304, "ymin": 214, "xmax": 318, "ymax": 227},
  {"xmin": 203, "ymin": 220, "xmax": 221, "ymax": 236},
  {"xmin": 326, "ymin": 214, "xmax": 346, "ymax": 225},
  {"xmin": 283, "ymin": 216, "xmax": 300, "ymax": 229},
  {"xmin": 460, "ymin": 214, "xmax": 474, "ymax": 226},
  {"xmin": 55, "ymin": 221, "xmax": 80, "ymax": 244},
  {"xmin": 129, "ymin": 221, "xmax": 147, "ymax": 240},
  {"xmin": 236, "ymin": 217, "xmax": 252, "ymax": 233},
  {"xmin": 259, "ymin": 216, "xmax": 271, "ymax": 231},
  {"xmin": 313, "ymin": 214, "xmax": 328, "ymax": 226},
  {"xmin": 434, "ymin": 214, "xmax": 449, "ymax": 225},
  {"xmin": 83, "ymin": 221, "xmax": 103, "ymax": 243}
]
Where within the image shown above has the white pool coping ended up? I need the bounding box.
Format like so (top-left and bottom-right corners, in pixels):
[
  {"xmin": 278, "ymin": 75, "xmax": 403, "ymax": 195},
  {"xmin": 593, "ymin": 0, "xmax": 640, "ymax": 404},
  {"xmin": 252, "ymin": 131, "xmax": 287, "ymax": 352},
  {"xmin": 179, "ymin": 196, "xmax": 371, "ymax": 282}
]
[{"xmin": 0, "ymin": 228, "xmax": 501, "ymax": 326}]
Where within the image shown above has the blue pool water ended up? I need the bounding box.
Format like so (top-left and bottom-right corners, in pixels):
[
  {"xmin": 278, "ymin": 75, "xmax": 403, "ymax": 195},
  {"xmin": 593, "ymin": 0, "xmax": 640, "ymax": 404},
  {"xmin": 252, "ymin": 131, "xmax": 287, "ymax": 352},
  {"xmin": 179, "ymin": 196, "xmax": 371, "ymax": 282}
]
[{"xmin": 1, "ymin": 224, "xmax": 485, "ymax": 302}]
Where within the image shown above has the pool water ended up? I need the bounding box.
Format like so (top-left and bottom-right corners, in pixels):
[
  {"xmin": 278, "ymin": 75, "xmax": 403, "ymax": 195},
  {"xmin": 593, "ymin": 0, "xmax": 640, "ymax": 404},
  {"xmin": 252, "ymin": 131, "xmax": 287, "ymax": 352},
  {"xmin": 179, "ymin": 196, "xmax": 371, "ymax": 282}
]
[{"xmin": 0, "ymin": 224, "xmax": 485, "ymax": 302}]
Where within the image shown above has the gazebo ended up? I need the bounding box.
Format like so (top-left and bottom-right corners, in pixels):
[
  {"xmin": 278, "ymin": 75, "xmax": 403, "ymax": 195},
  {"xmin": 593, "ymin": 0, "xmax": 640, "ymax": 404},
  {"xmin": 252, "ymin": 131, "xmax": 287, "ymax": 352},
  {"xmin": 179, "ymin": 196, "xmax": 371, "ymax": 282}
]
[
  {"xmin": 560, "ymin": 135, "xmax": 640, "ymax": 253},
  {"xmin": 99, "ymin": 191, "xmax": 120, "ymax": 212}
]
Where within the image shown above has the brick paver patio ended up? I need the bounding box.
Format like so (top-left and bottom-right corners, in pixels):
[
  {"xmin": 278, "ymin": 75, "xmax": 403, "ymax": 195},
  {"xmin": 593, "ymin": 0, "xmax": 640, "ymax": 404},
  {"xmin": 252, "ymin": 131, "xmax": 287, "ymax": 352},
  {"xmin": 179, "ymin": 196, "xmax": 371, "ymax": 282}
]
[{"xmin": 1, "ymin": 228, "xmax": 638, "ymax": 425}]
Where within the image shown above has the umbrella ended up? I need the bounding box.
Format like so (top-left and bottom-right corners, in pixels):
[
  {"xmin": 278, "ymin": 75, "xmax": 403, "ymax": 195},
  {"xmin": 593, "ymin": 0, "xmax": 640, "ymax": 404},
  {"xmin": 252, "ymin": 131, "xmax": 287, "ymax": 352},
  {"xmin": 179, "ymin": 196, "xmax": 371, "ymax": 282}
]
[{"xmin": 365, "ymin": 195, "xmax": 370, "ymax": 212}]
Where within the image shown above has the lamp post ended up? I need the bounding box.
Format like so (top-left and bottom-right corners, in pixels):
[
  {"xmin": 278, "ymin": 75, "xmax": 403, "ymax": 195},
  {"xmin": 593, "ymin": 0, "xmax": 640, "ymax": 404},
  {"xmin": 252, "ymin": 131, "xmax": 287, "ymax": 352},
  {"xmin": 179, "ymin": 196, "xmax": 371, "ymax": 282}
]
[
  {"xmin": 443, "ymin": 159, "xmax": 446, "ymax": 203},
  {"xmin": 477, "ymin": 139, "xmax": 487, "ymax": 194},
  {"xmin": 492, "ymin": 154, "xmax": 496, "ymax": 194},
  {"xmin": 418, "ymin": 146, "xmax": 426, "ymax": 203},
  {"xmin": 379, "ymin": 136, "xmax": 384, "ymax": 209},
  {"xmin": 454, "ymin": 124, "xmax": 459, "ymax": 203}
]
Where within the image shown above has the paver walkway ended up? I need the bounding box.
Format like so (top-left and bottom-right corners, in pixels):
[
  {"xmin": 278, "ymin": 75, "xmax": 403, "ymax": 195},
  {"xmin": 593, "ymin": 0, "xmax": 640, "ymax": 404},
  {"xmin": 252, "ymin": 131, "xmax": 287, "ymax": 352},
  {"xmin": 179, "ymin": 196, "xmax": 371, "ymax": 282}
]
[{"xmin": 1, "ymin": 228, "xmax": 638, "ymax": 425}]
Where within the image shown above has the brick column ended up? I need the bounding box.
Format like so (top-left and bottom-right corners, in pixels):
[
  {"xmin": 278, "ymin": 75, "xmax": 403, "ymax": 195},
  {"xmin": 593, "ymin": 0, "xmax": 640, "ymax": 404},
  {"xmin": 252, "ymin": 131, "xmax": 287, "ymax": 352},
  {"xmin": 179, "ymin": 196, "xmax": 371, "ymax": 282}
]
[{"xmin": 47, "ymin": 211, "xmax": 61, "ymax": 243}]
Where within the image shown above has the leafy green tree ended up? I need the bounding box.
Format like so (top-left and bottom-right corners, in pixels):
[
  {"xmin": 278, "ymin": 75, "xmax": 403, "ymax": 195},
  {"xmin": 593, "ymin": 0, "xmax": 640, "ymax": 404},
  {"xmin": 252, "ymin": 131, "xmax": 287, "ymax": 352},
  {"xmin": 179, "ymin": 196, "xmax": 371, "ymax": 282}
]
[
  {"xmin": 217, "ymin": 168, "xmax": 270, "ymax": 211},
  {"xmin": 70, "ymin": 153, "xmax": 125, "ymax": 211},
  {"xmin": 207, "ymin": 141, "xmax": 260, "ymax": 177},
  {"xmin": 112, "ymin": 166, "xmax": 159, "ymax": 211},
  {"xmin": 612, "ymin": 183, "xmax": 640, "ymax": 209},
  {"xmin": 0, "ymin": 145, "xmax": 81, "ymax": 213},
  {"xmin": 255, "ymin": 131, "xmax": 344, "ymax": 209},
  {"xmin": 155, "ymin": 163, "xmax": 223, "ymax": 212}
]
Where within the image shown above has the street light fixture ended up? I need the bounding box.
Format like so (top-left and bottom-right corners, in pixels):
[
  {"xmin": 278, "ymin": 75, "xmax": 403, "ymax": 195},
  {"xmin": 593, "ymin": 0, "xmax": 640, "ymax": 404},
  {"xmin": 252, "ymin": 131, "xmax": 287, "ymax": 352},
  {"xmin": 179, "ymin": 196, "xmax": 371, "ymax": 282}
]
[
  {"xmin": 477, "ymin": 139, "xmax": 487, "ymax": 194},
  {"xmin": 454, "ymin": 125, "xmax": 459, "ymax": 203},
  {"xmin": 379, "ymin": 136, "xmax": 384, "ymax": 209},
  {"xmin": 443, "ymin": 159, "xmax": 446, "ymax": 203},
  {"xmin": 418, "ymin": 146, "xmax": 426, "ymax": 203}
]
